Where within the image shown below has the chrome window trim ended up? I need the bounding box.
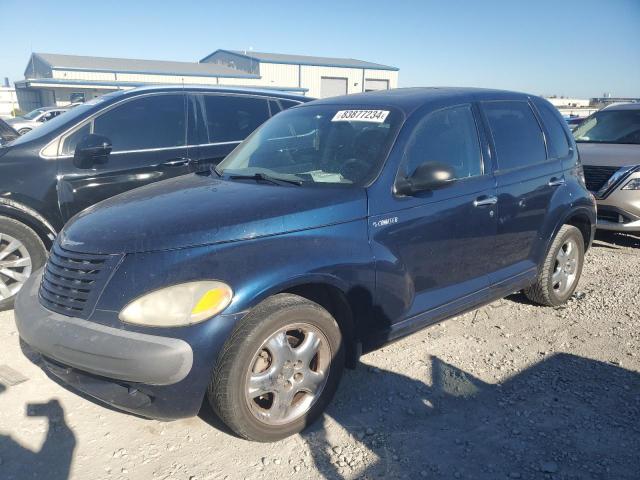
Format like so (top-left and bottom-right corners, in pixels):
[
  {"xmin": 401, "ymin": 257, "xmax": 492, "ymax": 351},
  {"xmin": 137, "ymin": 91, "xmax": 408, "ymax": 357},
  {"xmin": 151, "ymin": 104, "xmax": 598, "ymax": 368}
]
[
  {"xmin": 40, "ymin": 91, "xmax": 302, "ymax": 160},
  {"xmin": 52, "ymin": 140, "xmax": 243, "ymax": 159}
]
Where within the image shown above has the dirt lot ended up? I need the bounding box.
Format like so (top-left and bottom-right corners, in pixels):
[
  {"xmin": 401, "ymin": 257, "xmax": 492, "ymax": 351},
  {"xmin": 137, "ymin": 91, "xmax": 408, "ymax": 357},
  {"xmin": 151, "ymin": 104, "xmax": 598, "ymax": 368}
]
[{"xmin": 1, "ymin": 231, "xmax": 639, "ymax": 480}]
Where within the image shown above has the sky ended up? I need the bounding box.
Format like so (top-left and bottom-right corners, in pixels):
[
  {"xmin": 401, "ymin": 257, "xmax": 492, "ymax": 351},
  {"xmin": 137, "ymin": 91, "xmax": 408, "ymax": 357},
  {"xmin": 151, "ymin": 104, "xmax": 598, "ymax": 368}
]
[{"xmin": 3, "ymin": 0, "xmax": 639, "ymax": 98}]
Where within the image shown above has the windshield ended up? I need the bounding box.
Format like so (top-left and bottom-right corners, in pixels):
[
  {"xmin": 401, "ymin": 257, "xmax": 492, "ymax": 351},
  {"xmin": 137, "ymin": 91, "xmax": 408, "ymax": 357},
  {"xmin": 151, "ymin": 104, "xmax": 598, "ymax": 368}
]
[
  {"xmin": 574, "ymin": 109, "xmax": 640, "ymax": 145},
  {"xmin": 22, "ymin": 108, "xmax": 46, "ymax": 120},
  {"xmin": 216, "ymin": 105, "xmax": 403, "ymax": 186}
]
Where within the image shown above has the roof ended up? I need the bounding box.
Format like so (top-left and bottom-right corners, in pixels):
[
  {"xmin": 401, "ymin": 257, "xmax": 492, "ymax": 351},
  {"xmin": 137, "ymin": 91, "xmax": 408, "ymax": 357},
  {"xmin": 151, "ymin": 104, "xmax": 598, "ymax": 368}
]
[
  {"xmin": 201, "ymin": 49, "xmax": 399, "ymax": 71},
  {"xmin": 30, "ymin": 53, "xmax": 260, "ymax": 79},
  {"xmin": 304, "ymin": 87, "xmax": 534, "ymax": 116},
  {"xmin": 602, "ymin": 102, "xmax": 640, "ymax": 111}
]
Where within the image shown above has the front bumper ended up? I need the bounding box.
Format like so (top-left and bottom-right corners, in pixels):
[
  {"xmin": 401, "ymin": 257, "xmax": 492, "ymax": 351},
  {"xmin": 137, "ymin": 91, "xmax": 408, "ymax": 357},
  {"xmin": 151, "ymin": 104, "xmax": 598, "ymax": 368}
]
[
  {"xmin": 14, "ymin": 271, "xmax": 231, "ymax": 420},
  {"xmin": 15, "ymin": 272, "xmax": 194, "ymax": 386},
  {"xmin": 594, "ymin": 170, "xmax": 640, "ymax": 232}
]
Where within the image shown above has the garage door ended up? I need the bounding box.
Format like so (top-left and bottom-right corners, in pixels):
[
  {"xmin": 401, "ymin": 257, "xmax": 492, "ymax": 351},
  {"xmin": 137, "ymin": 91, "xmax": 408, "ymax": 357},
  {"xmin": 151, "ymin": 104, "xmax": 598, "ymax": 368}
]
[
  {"xmin": 365, "ymin": 79, "xmax": 389, "ymax": 92},
  {"xmin": 321, "ymin": 77, "xmax": 348, "ymax": 98}
]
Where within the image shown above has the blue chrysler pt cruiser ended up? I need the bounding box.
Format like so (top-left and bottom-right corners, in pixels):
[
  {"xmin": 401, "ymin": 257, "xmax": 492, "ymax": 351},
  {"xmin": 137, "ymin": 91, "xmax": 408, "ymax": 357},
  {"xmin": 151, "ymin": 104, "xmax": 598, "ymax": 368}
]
[{"xmin": 16, "ymin": 88, "xmax": 596, "ymax": 442}]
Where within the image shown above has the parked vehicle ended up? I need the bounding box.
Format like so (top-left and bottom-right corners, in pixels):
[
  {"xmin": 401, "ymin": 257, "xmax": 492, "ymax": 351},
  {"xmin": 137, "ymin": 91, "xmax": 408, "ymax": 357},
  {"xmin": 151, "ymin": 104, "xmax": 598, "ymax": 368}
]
[
  {"xmin": 15, "ymin": 88, "xmax": 596, "ymax": 442},
  {"xmin": 565, "ymin": 115, "xmax": 586, "ymax": 131},
  {"xmin": 7, "ymin": 106, "xmax": 70, "ymax": 135},
  {"xmin": 574, "ymin": 103, "xmax": 640, "ymax": 231},
  {"xmin": 0, "ymin": 118, "xmax": 19, "ymax": 145},
  {"xmin": 0, "ymin": 86, "xmax": 309, "ymax": 309}
]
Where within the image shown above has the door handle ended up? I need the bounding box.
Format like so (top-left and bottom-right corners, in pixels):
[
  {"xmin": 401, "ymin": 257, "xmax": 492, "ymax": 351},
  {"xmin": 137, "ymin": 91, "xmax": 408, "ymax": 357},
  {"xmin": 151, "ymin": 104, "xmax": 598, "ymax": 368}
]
[
  {"xmin": 162, "ymin": 157, "xmax": 192, "ymax": 167},
  {"xmin": 473, "ymin": 195, "xmax": 498, "ymax": 207},
  {"xmin": 548, "ymin": 177, "xmax": 565, "ymax": 187}
]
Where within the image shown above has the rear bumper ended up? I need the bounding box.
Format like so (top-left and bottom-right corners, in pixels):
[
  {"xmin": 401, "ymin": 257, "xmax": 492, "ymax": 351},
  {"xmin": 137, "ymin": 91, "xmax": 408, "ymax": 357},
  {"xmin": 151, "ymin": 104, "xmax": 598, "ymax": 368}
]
[{"xmin": 15, "ymin": 272, "xmax": 194, "ymax": 386}]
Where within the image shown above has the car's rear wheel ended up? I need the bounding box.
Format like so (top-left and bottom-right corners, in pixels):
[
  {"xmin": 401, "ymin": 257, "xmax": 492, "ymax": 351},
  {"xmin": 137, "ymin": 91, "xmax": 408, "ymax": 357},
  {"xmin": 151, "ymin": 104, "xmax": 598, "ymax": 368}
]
[
  {"xmin": 0, "ymin": 217, "xmax": 47, "ymax": 311},
  {"xmin": 208, "ymin": 293, "xmax": 344, "ymax": 442},
  {"xmin": 525, "ymin": 224, "xmax": 585, "ymax": 306}
]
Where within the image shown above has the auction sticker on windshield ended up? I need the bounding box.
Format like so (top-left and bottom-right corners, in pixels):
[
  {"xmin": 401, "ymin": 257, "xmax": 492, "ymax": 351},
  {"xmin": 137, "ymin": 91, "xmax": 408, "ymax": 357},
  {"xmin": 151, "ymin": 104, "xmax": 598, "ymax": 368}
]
[{"xmin": 332, "ymin": 110, "xmax": 390, "ymax": 123}]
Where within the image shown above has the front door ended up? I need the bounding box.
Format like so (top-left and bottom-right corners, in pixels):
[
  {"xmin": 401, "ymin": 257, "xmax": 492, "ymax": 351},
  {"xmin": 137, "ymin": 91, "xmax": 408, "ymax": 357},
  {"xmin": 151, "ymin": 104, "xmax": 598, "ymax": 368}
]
[
  {"xmin": 370, "ymin": 103, "xmax": 498, "ymax": 335},
  {"xmin": 191, "ymin": 93, "xmax": 272, "ymax": 173},
  {"xmin": 57, "ymin": 93, "xmax": 192, "ymax": 220}
]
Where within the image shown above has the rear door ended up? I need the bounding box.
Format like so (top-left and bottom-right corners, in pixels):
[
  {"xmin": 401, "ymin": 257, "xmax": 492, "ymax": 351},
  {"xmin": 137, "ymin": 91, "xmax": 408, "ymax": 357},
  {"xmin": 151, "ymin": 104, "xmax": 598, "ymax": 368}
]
[
  {"xmin": 191, "ymin": 93, "xmax": 272, "ymax": 173},
  {"xmin": 57, "ymin": 92, "xmax": 191, "ymax": 220},
  {"xmin": 480, "ymin": 99, "xmax": 564, "ymax": 288}
]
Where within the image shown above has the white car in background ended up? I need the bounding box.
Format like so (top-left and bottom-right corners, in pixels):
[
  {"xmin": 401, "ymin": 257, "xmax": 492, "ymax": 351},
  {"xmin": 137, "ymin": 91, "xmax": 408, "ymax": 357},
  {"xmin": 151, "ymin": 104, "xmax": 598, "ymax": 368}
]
[{"xmin": 7, "ymin": 106, "xmax": 70, "ymax": 135}]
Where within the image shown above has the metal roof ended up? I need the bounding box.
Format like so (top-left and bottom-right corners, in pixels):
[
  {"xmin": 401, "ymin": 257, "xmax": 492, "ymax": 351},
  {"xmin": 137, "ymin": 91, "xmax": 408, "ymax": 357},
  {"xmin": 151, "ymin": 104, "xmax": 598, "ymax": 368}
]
[
  {"xmin": 201, "ymin": 49, "xmax": 399, "ymax": 71},
  {"xmin": 31, "ymin": 53, "xmax": 260, "ymax": 79}
]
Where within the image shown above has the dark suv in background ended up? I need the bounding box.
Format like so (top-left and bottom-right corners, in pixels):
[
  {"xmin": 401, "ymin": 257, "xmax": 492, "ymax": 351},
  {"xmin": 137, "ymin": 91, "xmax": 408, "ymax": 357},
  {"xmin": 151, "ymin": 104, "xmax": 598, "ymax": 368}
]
[{"xmin": 0, "ymin": 86, "xmax": 309, "ymax": 308}]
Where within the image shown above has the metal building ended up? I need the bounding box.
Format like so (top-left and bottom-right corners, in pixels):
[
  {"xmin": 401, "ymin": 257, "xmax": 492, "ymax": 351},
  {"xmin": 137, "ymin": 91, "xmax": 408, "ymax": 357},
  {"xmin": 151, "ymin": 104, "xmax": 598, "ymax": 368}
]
[{"xmin": 15, "ymin": 50, "xmax": 399, "ymax": 110}]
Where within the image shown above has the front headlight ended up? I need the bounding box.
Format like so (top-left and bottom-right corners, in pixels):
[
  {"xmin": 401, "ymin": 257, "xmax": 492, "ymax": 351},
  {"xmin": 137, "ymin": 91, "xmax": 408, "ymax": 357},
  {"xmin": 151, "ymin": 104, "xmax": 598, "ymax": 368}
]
[
  {"xmin": 119, "ymin": 281, "xmax": 233, "ymax": 327},
  {"xmin": 622, "ymin": 178, "xmax": 640, "ymax": 190}
]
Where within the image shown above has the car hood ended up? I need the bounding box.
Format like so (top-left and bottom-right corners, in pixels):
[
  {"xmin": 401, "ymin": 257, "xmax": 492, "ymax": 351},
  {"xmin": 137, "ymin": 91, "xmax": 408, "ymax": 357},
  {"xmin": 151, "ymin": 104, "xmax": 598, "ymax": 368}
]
[
  {"xmin": 577, "ymin": 142, "xmax": 640, "ymax": 167},
  {"xmin": 59, "ymin": 173, "xmax": 368, "ymax": 255}
]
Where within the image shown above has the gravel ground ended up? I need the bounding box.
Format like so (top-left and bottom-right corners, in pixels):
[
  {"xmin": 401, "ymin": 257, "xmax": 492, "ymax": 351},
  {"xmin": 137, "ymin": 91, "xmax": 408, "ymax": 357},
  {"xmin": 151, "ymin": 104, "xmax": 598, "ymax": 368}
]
[{"xmin": 1, "ymin": 231, "xmax": 639, "ymax": 480}]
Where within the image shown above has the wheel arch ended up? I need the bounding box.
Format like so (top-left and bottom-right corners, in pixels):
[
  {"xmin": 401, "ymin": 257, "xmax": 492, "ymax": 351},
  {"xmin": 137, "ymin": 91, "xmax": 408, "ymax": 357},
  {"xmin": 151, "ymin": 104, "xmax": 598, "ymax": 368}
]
[
  {"xmin": 0, "ymin": 200, "xmax": 57, "ymax": 249},
  {"xmin": 243, "ymin": 274, "xmax": 367, "ymax": 369}
]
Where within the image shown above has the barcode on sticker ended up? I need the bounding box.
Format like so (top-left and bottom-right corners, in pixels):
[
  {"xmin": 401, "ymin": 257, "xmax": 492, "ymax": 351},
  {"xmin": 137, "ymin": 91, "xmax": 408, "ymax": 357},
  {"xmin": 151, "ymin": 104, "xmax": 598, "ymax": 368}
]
[{"xmin": 332, "ymin": 110, "xmax": 390, "ymax": 123}]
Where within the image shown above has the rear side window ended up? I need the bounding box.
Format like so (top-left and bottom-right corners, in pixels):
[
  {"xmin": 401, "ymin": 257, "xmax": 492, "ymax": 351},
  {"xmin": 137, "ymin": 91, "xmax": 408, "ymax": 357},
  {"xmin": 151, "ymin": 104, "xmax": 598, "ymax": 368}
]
[
  {"xmin": 93, "ymin": 94, "xmax": 186, "ymax": 152},
  {"xmin": 483, "ymin": 101, "xmax": 546, "ymax": 170},
  {"xmin": 401, "ymin": 104, "xmax": 483, "ymax": 180},
  {"xmin": 279, "ymin": 100, "xmax": 301, "ymax": 110},
  {"xmin": 203, "ymin": 95, "xmax": 270, "ymax": 143},
  {"xmin": 535, "ymin": 101, "xmax": 571, "ymax": 158}
]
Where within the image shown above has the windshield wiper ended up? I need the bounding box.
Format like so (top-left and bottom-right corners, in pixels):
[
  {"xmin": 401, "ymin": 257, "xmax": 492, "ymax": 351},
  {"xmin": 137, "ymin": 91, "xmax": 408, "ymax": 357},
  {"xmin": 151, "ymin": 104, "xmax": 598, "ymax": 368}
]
[{"xmin": 228, "ymin": 172, "xmax": 303, "ymax": 186}]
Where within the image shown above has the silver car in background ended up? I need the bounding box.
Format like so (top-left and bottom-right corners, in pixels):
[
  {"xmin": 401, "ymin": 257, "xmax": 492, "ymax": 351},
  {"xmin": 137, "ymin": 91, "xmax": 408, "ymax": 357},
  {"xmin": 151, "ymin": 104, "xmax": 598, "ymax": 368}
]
[
  {"xmin": 575, "ymin": 103, "xmax": 640, "ymax": 232},
  {"xmin": 6, "ymin": 106, "xmax": 70, "ymax": 135}
]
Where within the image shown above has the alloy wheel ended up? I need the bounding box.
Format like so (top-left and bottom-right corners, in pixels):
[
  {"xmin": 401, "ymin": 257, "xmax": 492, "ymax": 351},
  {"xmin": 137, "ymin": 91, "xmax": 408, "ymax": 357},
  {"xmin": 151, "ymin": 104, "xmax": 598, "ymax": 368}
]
[
  {"xmin": 245, "ymin": 323, "xmax": 331, "ymax": 426},
  {"xmin": 0, "ymin": 233, "xmax": 32, "ymax": 301},
  {"xmin": 552, "ymin": 238, "xmax": 579, "ymax": 297}
]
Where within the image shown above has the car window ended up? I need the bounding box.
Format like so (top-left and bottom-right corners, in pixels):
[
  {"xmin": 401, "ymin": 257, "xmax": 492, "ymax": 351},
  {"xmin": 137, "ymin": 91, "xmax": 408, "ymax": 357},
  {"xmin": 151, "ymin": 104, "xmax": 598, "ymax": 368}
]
[
  {"xmin": 203, "ymin": 95, "xmax": 270, "ymax": 143},
  {"xmin": 216, "ymin": 105, "xmax": 403, "ymax": 186},
  {"xmin": 573, "ymin": 109, "xmax": 640, "ymax": 145},
  {"xmin": 269, "ymin": 100, "xmax": 282, "ymax": 115},
  {"xmin": 279, "ymin": 100, "xmax": 301, "ymax": 111},
  {"xmin": 535, "ymin": 101, "xmax": 571, "ymax": 158},
  {"xmin": 483, "ymin": 101, "xmax": 547, "ymax": 170},
  {"xmin": 400, "ymin": 104, "xmax": 482, "ymax": 180},
  {"xmin": 93, "ymin": 94, "xmax": 186, "ymax": 152},
  {"xmin": 61, "ymin": 123, "xmax": 91, "ymax": 155}
]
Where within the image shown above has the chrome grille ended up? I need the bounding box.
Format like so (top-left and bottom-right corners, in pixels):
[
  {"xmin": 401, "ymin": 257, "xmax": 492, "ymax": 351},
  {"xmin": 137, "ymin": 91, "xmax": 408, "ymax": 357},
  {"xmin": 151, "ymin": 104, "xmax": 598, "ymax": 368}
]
[
  {"xmin": 582, "ymin": 165, "xmax": 619, "ymax": 193},
  {"xmin": 39, "ymin": 244, "xmax": 118, "ymax": 318}
]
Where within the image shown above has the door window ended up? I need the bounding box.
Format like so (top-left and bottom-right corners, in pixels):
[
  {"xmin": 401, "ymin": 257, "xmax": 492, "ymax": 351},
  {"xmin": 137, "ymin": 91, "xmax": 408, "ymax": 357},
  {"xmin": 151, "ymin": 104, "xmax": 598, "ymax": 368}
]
[
  {"xmin": 61, "ymin": 123, "xmax": 91, "ymax": 155},
  {"xmin": 203, "ymin": 95, "xmax": 270, "ymax": 143},
  {"xmin": 483, "ymin": 101, "xmax": 547, "ymax": 170},
  {"xmin": 279, "ymin": 99, "xmax": 301, "ymax": 111},
  {"xmin": 400, "ymin": 104, "xmax": 483, "ymax": 180},
  {"xmin": 534, "ymin": 100, "xmax": 571, "ymax": 158},
  {"xmin": 93, "ymin": 94, "xmax": 186, "ymax": 152}
]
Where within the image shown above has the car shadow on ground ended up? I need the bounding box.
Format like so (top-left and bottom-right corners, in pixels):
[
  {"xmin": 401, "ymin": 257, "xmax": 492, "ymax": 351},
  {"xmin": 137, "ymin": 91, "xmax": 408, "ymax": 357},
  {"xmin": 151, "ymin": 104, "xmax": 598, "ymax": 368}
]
[
  {"xmin": 593, "ymin": 230, "xmax": 640, "ymax": 250},
  {"xmin": 0, "ymin": 384, "xmax": 76, "ymax": 480},
  {"xmin": 303, "ymin": 353, "xmax": 640, "ymax": 479}
]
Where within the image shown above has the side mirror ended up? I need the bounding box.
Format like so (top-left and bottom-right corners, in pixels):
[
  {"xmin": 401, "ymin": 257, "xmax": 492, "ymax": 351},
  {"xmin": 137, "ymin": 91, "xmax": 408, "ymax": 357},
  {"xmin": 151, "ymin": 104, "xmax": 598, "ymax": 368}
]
[
  {"xmin": 396, "ymin": 161, "xmax": 456, "ymax": 195},
  {"xmin": 74, "ymin": 134, "xmax": 112, "ymax": 169}
]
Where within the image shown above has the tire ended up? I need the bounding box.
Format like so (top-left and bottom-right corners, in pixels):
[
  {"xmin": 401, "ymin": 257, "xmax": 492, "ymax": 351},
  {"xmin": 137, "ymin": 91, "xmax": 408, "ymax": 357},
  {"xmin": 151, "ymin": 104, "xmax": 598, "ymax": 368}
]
[
  {"xmin": 0, "ymin": 217, "xmax": 47, "ymax": 311},
  {"xmin": 208, "ymin": 293, "xmax": 344, "ymax": 442},
  {"xmin": 525, "ymin": 224, "xmax": 585, "ymax": 307},
  {"xmin": 17, "ymin": 128, "xmax": 32, "ymax": 135}
]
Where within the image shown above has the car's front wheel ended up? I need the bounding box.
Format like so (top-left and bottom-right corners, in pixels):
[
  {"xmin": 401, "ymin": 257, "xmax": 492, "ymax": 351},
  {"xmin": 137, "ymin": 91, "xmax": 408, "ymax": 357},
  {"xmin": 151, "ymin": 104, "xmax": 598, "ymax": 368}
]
[
  {"xmin": 525, "ymin": 224, "xmax": 585, "ymax": 306},
  {"xmin": 0, "ymin": 216, "xmax": 47, "ymax": 311},
  {"xmin": 208, "ymin": 293, "xmax": 344, "ymax": 442}
]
